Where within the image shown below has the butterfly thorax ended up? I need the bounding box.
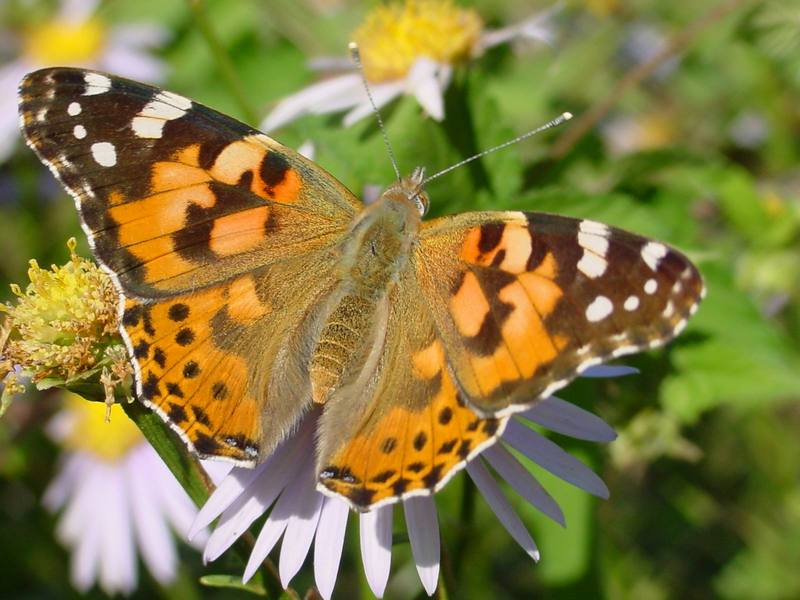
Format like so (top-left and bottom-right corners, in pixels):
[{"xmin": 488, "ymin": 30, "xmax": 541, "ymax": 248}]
[{"xmin": 309, "ymin": 177, "xmax": 424, "ymax": 405}]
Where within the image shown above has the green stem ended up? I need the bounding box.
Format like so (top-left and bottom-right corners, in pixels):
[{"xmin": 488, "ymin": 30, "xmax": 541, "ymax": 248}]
[
  {"xmin": 449, "ymin": 478, "xmax": 476, "ymax": 591},
  {"xmin": 187, "ymin": 0, "xmax": 260, "ymax": 125}
]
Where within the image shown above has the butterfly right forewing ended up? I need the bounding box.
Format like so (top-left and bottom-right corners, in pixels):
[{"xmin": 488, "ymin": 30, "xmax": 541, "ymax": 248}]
[{"xmin": 415, "ymin": 210, "xmax": 704, "ymax": 417}]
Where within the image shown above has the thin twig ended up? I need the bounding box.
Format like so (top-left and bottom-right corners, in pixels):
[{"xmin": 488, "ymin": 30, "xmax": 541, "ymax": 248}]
[
  {"xmin": 549, "ymin": 0, "xmax": 754, "ymax": 159},
  {"xmin": 188, "ymin": 0, "xmax": 260, "ymax": 125}
]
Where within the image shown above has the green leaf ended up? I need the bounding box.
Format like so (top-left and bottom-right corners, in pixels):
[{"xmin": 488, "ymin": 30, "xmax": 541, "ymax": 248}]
[
  {"xmin": 200, "ymin": 573, "xmax": 267, "ymax": 596},
  {"xmin": 661, "ymin": 261, "xmax": 800, "ymax": 423}
]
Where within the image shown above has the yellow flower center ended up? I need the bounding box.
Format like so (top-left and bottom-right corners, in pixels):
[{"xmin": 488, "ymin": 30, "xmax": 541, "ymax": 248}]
[
  {"xmin": 61, "ymin": 393, "xmax": 143, "ymax": 461},
  {"xmin": 24, "ymin": 17, "xmax": 106, "ymax": 65},
  {"xmin": 352, "ymin": 0, "xmax": 483, "ymax": 82}
]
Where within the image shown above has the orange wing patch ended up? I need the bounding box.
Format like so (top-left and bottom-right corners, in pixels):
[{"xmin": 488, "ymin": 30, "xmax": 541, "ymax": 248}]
[
  {"xmin": 121, "ymin": 274, "xmax": 272, "ymax": 463},
  {"xmin": 319, "ymin": 357, "xmax": 505, "ymax": 509}
]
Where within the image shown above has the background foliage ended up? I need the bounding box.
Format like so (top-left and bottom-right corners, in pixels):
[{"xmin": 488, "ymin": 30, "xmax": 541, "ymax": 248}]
[{"xmin": 1, "ymin": 0, "xmax": 799, "ymax": 598}]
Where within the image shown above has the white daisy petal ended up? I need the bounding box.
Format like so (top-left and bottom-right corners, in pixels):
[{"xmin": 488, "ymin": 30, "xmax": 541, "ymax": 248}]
[
  {"xmin": 482, "ymin": 444, "xmax": 565, "ymax": 526},
  {"xmin": 308, "ymin": 56, "xmax": 354, "ymax": 72},
  {"xmin": 55, "ymin": 455, "xmax": 98, "ymax": 545},
  {"xmin": 360, "ymin": 505, "xmax": 394, "ymax": 598},
  {"xmin": 261, "ymin": 74, "xmax": 365, "ymax": 131},
  {"xmin": 127, "ymin": 447, "xmax": 176, "ymax": 584},
  {"xmin": 42, "ymin": 454, "xmax": 83, "ymax": 511},
  {"xmin": 581, "ymin": 365, "xmax": 639, "ymax": 378},
  {"xmin": 467, "ymin": 460, "xmax": 539, "ymax": 560},
  {"xmin": 98, "ymin": 463, "xmax": 137, "ymax": 595},
  {"xmin": 342, "ymin": 81, "xmax": 404, "ymax": 127},
  {"xmin": 405, "ymin": 58, "xmax": 451, "ymax": 121},
  {"xmin": 68, "ymin": 462, "xmax": 104, "ymax": 591},
  {"xmin": 521, "ymin": 397, "xmax": 618, "ymax": 442},
  {"xmin": 314, "ymin": 496, "xmax": 350, "ymax": 600},
  {"xmin": 279, "ymin": 480, "xmax": 324, "ymax": 587},
  {"xmin": 502, "ymin": 420, "xmax": 610, "ymax": 498},
  {"xmin": 403, "ymin": 496, "xmax": 440, "ymax": 596}
]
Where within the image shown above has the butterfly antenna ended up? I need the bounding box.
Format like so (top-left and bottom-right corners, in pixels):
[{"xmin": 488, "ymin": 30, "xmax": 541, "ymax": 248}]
[
  {"xmin": 349, "ymin": 42, "xmax": 401, "ymax": 181},
  {"xmin": 422, "ymin": 112, "xmax": 573, "ymax": 186}
]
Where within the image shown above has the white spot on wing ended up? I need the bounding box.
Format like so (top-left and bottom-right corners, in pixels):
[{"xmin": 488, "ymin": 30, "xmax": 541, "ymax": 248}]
[
  {"xmin": 586, "ymin": 296, "xmax": 613, "ymax": 322},
  {"xmin": 67, "ymin": 102, "xmax": 82, "ymax": 116},
  {"xmin": 73, "ymin": 125, "xmax": 87, "ymax": 139},
  {"xmin": 132, "ymin": 91, "xmax": 193, "ymax": 138},
  {"xmin": 577, "ymin": 252, "xmax": 607, "ymax": 278},
  {"xmin": 83, "ymin": 72, "xmax": 111, "ymax": 95},
  {"xmin": 641, "ymin": 241, "xmax": 668, "ymax": 271},
  {"xmin": 90, "ymin": 142, "xmax": 117, "ymax": 167},
  {"xmin": 624, "ymin": 296, "xmax": 639, "ymax": 311},
  {"xmin": 131, "ymin": 116, "xmax": 165, "ymax": 139},
  {"xmin": 644, "ymin": 278, "xmax": 658, "ymax": 294}
]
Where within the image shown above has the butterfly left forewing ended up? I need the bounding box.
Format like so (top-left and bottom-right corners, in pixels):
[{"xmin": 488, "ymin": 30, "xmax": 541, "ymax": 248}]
[
  {"xmin": 18, "ymin": 67, "xmax": 360, "ymax": 299},
  {"xmin": 416, "ymin": 210, "xmax": 704, "ymax": 417},
  {"xmin": 18, "ymin": 67, "xmax": 360, "ymax": 465}
]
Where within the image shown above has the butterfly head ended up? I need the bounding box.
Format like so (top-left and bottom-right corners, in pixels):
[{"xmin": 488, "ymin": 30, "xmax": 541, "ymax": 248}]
[{"xmin": 381, "ymin": 166, "xmax": 430, "ymax": 216}]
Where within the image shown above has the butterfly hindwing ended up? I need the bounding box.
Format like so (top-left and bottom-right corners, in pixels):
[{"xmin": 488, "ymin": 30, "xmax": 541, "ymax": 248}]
[
  {"xmin": 416, "ymin": 211, "xmax": 704, "ymax": 416},
  {"xmin": 316, "ymin": 268, "xmax": 507, "ymax": 508},
  {"xmin": 18, "ymin": 67, "xmax": 360, "ymax": 299},
  {"xmin": 122, "ymin": 247, "xmax": 343, "ymax": 464}
]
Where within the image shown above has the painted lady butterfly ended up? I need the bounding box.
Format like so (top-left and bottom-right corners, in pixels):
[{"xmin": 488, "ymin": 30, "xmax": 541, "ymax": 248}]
[{"xmin": 19, "ymin": 68, "xmax": 703, "ymax": 509}]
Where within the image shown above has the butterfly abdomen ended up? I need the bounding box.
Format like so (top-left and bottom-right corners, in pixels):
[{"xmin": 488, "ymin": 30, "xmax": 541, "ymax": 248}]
[{"xmin": 310, "ymin": 194, "xmax": 420, "ymax": 404}]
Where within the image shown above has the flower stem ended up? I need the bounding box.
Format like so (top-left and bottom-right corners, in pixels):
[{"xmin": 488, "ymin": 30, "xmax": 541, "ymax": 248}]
[
  {"xmin": 187, "ymin": 0, "xmax": 260, "ymax": 125},
  {"xmin": 121, "ymin": 400, "xmax": 288, "ymax": 599},
  {"xmin": 450, "ymin": 477, "xmax": 476, "ymax": 588}
]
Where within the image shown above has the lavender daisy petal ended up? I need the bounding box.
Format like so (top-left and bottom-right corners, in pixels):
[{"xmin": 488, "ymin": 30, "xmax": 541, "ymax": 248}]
[
  {"xmin": 503, "ymin": 421, "xmax": 610, "ymax": 498},
  {"xmin": 580, "ymin": 365, "xmax": 639, "ymax": 378},
  {"xmin": 189, "ymin": 463, "xmax": 267, "ymax": 539},
  {"xmin": 521, "ymin": 397, "xmax": 617, "ymax": 442},
  {"xmin": 360, "ymin": 505, "xmax": 394, "ymax": 598},
  {"xmin": 279, "ymin": 481, "xmax": 324, "ymax": 587},
  {"xmin": 482, "ymin": 444, "xmax": 565, "ymax": 526},
  {"xmin": 403, "ymin": 496, "xmax": 440, "ymax": 596},
  {"xmin": 467, "ymin": 460, "xmax": 539, "ymax": 560},
  {"xmin": 202, "ymin": 422, "xmax": 313, "ymax": 559},
  {"xmin": 314, "ymin": 496, "xmax": 350, "ymax": 600},
  {"xmin": 241, "ymin": 453, "xmax": 315, "ymax": 583}
]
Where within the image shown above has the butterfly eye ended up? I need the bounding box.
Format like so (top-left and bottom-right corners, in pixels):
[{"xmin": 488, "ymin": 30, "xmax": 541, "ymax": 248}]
[{"xmin": 413, "ymin": 191, "xmax": 430, "ymax": 216}]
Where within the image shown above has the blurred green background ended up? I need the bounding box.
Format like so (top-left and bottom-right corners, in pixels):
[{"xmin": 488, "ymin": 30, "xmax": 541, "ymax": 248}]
[{"xmin": 2, "ymin": 0, "xmax": 800, "ymax": 598}]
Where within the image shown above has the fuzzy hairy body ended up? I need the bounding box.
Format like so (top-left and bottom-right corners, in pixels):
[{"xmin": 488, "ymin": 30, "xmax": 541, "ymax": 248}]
[{"xmin": 310, "ymin": 192, "xmax": 421, "ymax": 404}]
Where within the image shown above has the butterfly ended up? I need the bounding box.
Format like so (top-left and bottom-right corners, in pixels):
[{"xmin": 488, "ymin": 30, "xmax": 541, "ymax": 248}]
[{"xmin": 19, "ymin": 68, "xmax": 703, "ymax": 510}]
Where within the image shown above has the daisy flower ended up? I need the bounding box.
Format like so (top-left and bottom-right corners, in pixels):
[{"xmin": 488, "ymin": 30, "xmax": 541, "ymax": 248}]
[
  {"xmin": 190, "ymin": 365, "xmax": 634, "ymax": 599},
  {"xmin": 0, "ymin": 0, "xmax": 167, "ymax": 162},
  {"xmin": 261, "ymin": 0, "xmax": 559, "ymax": 131},
  {"xmin": 43, "ymin": 394, "xmax": 216, "ymax": 596}
]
